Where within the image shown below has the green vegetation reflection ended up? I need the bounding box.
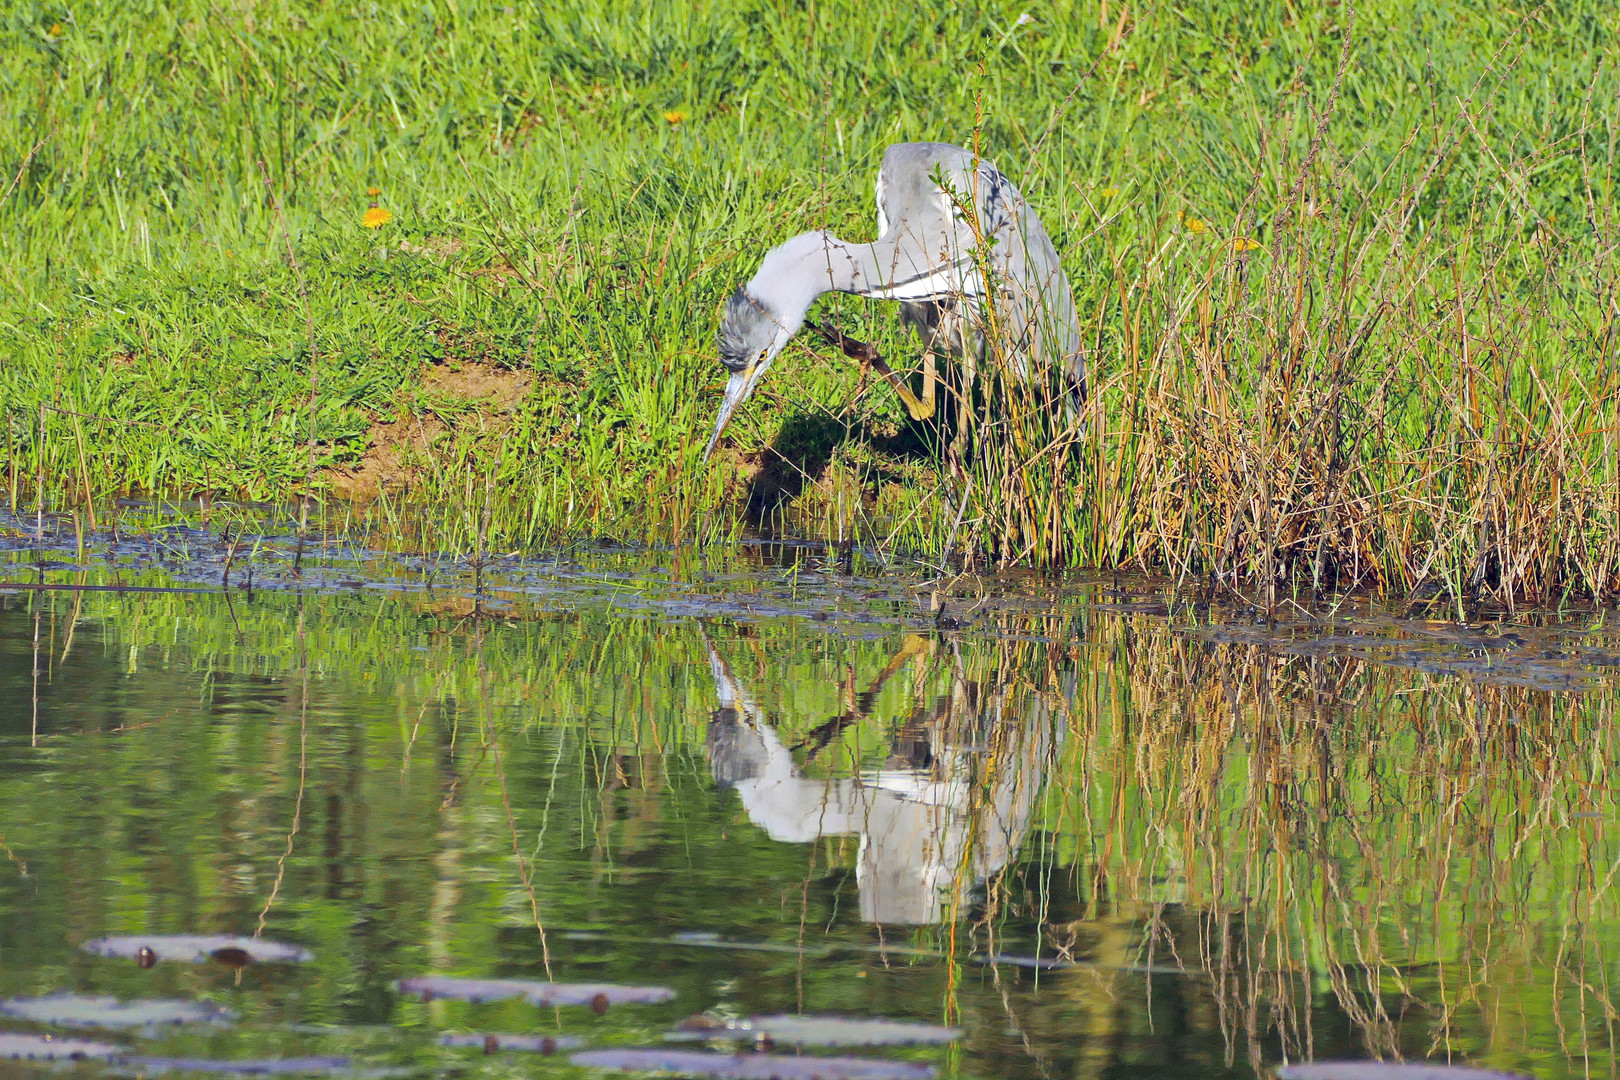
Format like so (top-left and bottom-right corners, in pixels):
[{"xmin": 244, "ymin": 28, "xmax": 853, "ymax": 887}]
[{"xmin": 0, "ymin": 584, "xmax": 1618, "ymax": 1078}]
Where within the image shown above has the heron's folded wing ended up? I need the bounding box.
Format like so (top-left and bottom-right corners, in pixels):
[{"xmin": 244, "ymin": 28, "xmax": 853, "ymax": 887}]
[{"xmin": 852, "ymin": 257, "xmax": 983, "ymax": 302}]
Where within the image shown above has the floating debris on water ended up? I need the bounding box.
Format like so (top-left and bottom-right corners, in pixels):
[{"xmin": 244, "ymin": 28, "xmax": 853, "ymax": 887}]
[
  {"xmin": 563, "ymin": 931, "xmax": 833, "ymax": 958},
  {"xmin": 1277, "ymin": 1064, "xmax": 1532, "ymax": 1080},
  {"xmin": 83, "ymin": 936, "xmax": 313, "ymax": 966},
  {"xmin": 397, "ymin": 976, "xmax": 674, "ymax": 1008},
  {"xmin": 670, "ymin": 932, "xmax": 801, "ymax": 953},
  {"xmin": 439, "ymin": 1033, "xmax": 582, "ymax": 1055},
  {"xmin": 0, "ymin": 994, "xmax": 234, "ymax": 1029},
  {"xmin": 561, "ymin": 930, "xmax": 939, "ymax": 961},
  {"xmin": 969, "ymin": 954, "xmax": 1072, "ymax": 970},
  {"xmin": 0, "ymin": 1032, "xmax": 122, "ymax": 1061},
  {"xmin": 674, "ymin": 1015, "xmax": 960, "ymax": 1047},
  {"xmin": 121, "ymin": 1056, "xmax": 356, "ymax": 1075},
  {"xmin": 571, "ymin": 1049, "xmax": 936, "ymax": 1080},
  {"xmin": 396, "ymin": 977, "xmax": 533, "ymax": 1004}
]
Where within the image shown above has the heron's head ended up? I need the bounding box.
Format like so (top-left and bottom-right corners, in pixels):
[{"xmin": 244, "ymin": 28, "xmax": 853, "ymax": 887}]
[{"xmin": 704, "ymin": 287, "xmax": 796, "ymax": 460}]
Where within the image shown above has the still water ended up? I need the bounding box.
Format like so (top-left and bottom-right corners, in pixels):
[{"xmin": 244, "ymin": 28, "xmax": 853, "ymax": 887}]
[{"xmin": 2, "ymin": 524, "xmax": 1620, "ymax": 1080}]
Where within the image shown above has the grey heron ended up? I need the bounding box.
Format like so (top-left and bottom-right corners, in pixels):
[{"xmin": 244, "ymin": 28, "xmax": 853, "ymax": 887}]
[{"xmin": 703, "ymin": 141, "xmax": 1086, "ymax": 461}]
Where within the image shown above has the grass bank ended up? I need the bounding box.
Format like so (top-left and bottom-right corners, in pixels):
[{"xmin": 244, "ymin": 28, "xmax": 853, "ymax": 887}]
[{"xmin": 2, "ymin": 0, "xmax": 1618, "ymax": 603}]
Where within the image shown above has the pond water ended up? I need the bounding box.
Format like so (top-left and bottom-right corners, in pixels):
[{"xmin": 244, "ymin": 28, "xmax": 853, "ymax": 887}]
[{"xmin": 3, "ymin": 511, "xmax": 1620, "ymax": 1080}]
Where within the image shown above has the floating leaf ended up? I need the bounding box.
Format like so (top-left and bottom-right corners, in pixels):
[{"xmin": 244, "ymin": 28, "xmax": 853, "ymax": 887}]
[
  {"xmin": 1277, "ymin": 1064, "xmax": 1532, "ymax": 1080},
  {"xmin": 397, "ymin": 976, "xmax": 673, "ymax": 1009},
  {"xmin": 0, "ymin": 994, "xmax": 234, "ymax": 1029},
  {"xmin": 676, "ymin": 1015, "xmax": 960, "ymax": 1047},
  {"xmin": 395, "ymin": 977, "xmax": 532, "ymax": 1004},
  {"xmin": 83, "ymin": 935, "xmax": 312, "ymax": 966},
  {"xmin": 0, "ymin": 1032, "xmax": 121, "ymax": 1061},
  {"xmin": 123, "ymin": 1057, "xmax": 355, "ymax": 1075},
  {"xmin": 440, "ymin": 1033, "xmax": 582, "ymax": 1054},
  {"xmin": 571, "ymin": 1050, "xmax": 935, "ymax": 1080}
]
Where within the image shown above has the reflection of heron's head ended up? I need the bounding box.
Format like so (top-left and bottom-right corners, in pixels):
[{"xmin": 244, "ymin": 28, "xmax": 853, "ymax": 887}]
[{"xmin": 706, "ymin": 709, "xmax": 765, "ymax": 787}]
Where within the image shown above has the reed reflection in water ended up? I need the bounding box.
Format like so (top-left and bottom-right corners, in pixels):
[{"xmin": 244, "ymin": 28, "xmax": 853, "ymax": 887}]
[
  {"xmin": 695, "ymin": 616, "xmax": 1620, "ymax": 1079},
  {"xmin": 2, "ymin": 582, "xmax": 1619, "ymax": 1079}
]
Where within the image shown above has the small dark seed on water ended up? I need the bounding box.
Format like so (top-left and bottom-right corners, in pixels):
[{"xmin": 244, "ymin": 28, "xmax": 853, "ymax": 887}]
[
  {"xmin": 136, "ymin": 947, "xmax": 158, "ymax": 970},
  {"xmin": 210, "ymin": 948, "xmax": 253, "ymax": 969},
  {"xmin": 483, "ymin": 1035, "xmax": 499, "ymax": 1055},
  {"xmin": 590, "ymin": 993, "xmax": 610, "ymax": 1015}
]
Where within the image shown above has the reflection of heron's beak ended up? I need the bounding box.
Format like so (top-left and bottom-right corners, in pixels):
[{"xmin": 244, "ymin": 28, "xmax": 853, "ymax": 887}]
[{"xmin": 702, "ymin": 362, "xmax": 762, "ymax": 462}]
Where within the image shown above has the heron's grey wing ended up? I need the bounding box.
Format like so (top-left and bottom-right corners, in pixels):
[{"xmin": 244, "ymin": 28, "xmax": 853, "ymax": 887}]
[
  {"xmin": 853, "ymin": 145, "xmax": 985, "ymax": 303},
  {"xmin": 976, "ymin": 160, "xmax": 1087, "ymax": 399}
]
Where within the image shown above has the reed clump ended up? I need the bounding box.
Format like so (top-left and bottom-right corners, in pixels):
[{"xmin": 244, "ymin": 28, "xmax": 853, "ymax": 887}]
[{"xmin": 903, "ymin": 12, "xmax": 1620, "ymax": 608}]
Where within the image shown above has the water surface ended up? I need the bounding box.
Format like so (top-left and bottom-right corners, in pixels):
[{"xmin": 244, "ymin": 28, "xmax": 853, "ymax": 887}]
[{"xmin": 2, "ymin": 516, "xmax": 1619, "ymax": 1079}]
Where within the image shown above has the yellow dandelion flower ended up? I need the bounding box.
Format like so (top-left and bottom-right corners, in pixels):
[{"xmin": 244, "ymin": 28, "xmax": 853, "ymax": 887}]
[
  {"xmin": 1100, "ymin": 186, "xmax": 1118, "ymax": 199},
  {"xmin": 362, "ymin": 206, "xmax": 393, "ymax": 229},
  {"xmin": 1183, "ymin": 215, "xmax": 1206, "ymax": 234},
  {"xmin": 662, "ymin": 110, "xmax": 688, "ymax": 125},
  {"xmin": 366, "ymin": 185, "xmax": 381, "ymax": 197},
  {"xmin": 1232, "ymin": 237, "xmax": 1260, "ymax": 252},
  {"xmin": 47, "ymin": 22, "xmax": 63, "ymax": 36}
]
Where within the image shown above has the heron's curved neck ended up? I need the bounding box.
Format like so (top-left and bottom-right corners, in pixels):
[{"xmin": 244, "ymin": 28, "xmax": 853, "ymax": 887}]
[{"xmin": 747, "ymin": 230, "xmax": 869, "ymax": 329}]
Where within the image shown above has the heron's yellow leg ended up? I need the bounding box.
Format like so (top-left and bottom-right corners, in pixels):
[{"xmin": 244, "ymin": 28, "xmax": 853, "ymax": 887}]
[
  {"xmin": 922, "ymin": 346, "xmax": 937, "ymax": 417},
  {"xmin": 872, "ymin": 357, "xmax": 935, "ymax": 420}
]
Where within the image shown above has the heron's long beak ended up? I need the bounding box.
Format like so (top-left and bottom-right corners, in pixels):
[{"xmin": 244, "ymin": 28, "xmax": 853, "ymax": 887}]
[{"xmin": 702, "ymin": 362, "xmax": 764, "ymax": 462}]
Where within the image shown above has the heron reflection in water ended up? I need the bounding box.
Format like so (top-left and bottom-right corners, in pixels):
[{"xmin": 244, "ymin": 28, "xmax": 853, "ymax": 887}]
[{"xmin": 703, "ymin": 635, "xmax": 1063, "ymax": 925}]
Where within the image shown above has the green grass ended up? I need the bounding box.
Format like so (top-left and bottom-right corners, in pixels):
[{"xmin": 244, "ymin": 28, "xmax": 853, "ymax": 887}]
[{"xmin": 2, "ymin": 0, "xmax": 1618, "ymax": 601}]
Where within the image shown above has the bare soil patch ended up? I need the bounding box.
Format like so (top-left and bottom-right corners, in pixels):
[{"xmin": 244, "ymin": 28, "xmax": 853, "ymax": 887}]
[{"xmin": 325, "ymin": 361, "xmax": 531, "ymax": 499}]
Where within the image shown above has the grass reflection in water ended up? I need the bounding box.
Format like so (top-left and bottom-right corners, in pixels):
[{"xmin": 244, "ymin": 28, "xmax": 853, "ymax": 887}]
[{"xmin": 0, "ymin": 565, "xmax": 1616, "ymax": 1080}]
